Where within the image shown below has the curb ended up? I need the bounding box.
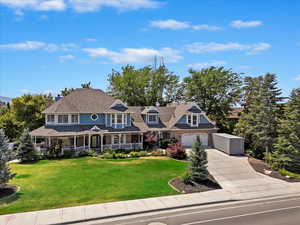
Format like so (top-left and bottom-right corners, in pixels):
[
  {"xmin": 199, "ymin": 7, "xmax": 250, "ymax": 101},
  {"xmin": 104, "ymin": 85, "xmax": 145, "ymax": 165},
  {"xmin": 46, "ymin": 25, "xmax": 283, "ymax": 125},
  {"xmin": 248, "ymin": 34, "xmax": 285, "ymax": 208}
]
[{"xmin": 52, "ymin": 199, "xmax": 236, "ymax": 225}]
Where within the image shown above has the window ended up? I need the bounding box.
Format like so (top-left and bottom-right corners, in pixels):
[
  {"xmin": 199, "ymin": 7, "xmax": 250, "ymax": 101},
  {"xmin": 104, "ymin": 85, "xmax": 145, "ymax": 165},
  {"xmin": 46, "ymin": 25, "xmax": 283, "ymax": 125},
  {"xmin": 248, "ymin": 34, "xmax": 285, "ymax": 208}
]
[
  {"xmin": 47, "ymin": 114, "xmax": 55, "ymax": 123},
  {"xmin": 113, "ymin": 135, "xmax": 120, "ymax": 144},
  {"xmin": 148, "ymin": 114, "xmax": 158, "ymax": 123},
  {"xmin": 58, "ymin": 115, "xmax": 68, "ymax": 123},
  {"xmin": 91, "ymin": 114, "xmax": 98, "ymax": 121},
  {"xmin": 111, "ymin": 114, "xmax": 126, "ymax": 128},
  {"xmin": 192, "ymin": 115, "xmax": 198, "ymax": 126},
  {"xmin": 187, "ymin": 114, "xmax": 198, "ymax": 127},
  {"xmin": 71, "ymin": 114, "xmax": 79, "ymax": 123}
]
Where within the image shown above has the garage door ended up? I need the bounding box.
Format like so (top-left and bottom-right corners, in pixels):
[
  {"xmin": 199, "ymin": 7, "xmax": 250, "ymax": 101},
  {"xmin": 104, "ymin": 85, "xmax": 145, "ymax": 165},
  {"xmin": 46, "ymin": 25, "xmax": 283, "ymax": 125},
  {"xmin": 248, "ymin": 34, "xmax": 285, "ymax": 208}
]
[{"xmin": 182, "ymin": 133, "xmax": 208, "ymax": 147}]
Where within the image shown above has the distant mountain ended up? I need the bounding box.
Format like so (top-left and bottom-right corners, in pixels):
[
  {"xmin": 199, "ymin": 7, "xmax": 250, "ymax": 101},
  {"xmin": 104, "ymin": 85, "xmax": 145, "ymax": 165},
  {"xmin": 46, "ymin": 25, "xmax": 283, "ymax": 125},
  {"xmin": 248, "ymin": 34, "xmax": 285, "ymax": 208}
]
[{"xmin": 0, "ymin": 96, "xmax": 12, "ymax": 104}]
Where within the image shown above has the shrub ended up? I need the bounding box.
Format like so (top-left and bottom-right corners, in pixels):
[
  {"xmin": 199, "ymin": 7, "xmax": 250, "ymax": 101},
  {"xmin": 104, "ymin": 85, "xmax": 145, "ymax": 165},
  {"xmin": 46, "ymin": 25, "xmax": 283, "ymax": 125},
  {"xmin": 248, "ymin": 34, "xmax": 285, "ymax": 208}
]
[
  {"xmin": 16, "ymin": 128, "xmax": 38, "ymax": 162},
  {"xmin": 151, "ymin": 149, "xmax": 166, "ymax": 156},
  {"xmin": 62, "ymin": 148, "xmax": 73, "ymax": 158},
  {"xmin": 182, "ymin": 172, "xmax": 192, "ymax": 185},
  {"xmin": 84, "ymin": 149, "xmax": 98, "ymax": 157},
  {"xmin": 102, "ymin": 153, "xmax": 113, "ymax": 159},
  {"xmin": 129, "ymin": 152, "xmax": 140, "ymax": 158},
  {"xmin": 167, "ymin": 142, "xmax": 186, "ymax": 160},
  {"xmin": 137, "ymin": 151, "xmax": 148, "ymax": 157},
  {"xmin": 189, "ymin": 136, "xmax": 209, "ymax": 183},
  {"xmin": 160, "ymin": 138, "xmax": 178, "ymax": 149}
]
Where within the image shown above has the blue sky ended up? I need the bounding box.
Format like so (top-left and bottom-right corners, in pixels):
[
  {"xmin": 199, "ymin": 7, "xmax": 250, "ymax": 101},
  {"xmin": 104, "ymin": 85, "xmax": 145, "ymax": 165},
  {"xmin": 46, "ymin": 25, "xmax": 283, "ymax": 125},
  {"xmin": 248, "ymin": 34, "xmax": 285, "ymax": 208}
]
[{"xmin": 0, "ymin": 0, "xmax": 299, "ymax": 98}]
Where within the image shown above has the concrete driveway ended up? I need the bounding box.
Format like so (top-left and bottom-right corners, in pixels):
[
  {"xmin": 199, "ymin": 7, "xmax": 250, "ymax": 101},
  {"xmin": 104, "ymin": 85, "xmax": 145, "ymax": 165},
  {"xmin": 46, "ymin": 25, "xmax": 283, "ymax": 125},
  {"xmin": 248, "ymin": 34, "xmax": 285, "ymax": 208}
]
[{"xmin": 206, "ymin": 149, "xmax": 299, "ymax": 199}]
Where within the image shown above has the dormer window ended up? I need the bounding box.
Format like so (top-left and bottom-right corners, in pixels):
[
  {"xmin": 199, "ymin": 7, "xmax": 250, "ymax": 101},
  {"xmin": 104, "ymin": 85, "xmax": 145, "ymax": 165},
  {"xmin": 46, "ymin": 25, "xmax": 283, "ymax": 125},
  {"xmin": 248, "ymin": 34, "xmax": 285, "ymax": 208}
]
[
  {"xmin": 91, "ymin": 114, "xmax": 98, "ymax": 121},
  {"xmin": 187, "ymin": 114, "xmax": 198, "ymax": 127},
  {"xmin": 148, "ymin": 114, "xmax": 158, "ymax": 123}
]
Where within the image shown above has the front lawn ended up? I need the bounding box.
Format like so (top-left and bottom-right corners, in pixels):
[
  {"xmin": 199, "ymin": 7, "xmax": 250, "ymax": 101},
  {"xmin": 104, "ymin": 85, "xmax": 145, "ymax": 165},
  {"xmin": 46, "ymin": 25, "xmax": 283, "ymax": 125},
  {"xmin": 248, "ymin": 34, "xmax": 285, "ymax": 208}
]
[{"xmin": 0, "ymin": 157, "xmax": 187, "ymax": 215}]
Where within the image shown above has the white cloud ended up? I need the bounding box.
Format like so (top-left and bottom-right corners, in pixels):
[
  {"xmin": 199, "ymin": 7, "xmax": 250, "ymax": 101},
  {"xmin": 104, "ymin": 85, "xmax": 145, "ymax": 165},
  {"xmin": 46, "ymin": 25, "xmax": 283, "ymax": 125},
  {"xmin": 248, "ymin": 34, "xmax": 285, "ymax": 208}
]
[
  {"xmin": 192, "ymin": 24, "xmax": 221, "ymax": 31},
  {"xmin": 83, "ymin": 47, "xmax": 182, "ymax": 63},
  {"xmin": 59, "ymin": 54, "xmax": 75, "ymax": 62},
  {"xmin": 20, "ymin": 89, "xmax": 31, "ymax": 94},
  {"xmin": 150, "ymin": 19, "xmax": 221, "ymax": 31},
  {"xmin": 231, "ymin": 20, "xmax": 262, "ymax": 28},
  {"xmin": 0, "ymin": 41, "xmax": 78, "ymax": 52},
  {"xmin": 0, "ymin": 0, "xmax": 161, "ymax": 12},
  {"xmin": 150, "ymin": 19, "xmax": 190, "ymax": 30},
  {"xmin": 294, "ymin": 75, "xmax": 300, "ymax": 81},
  {"xmin": 0, "ymin": 41, "xmax": 46, "ymax": 50},
  {"xmin": 188, "ymin": 60, "xmax": 226, "ymax": 69},
  {"xmin": 185, "ymin": 42, "xmax": 271, "ymax": 55},
  {"xmin": 0, "ymin": 0, "xmax": 66, "ymax": 11},
  {"xmin": 85, "ymin": 38, "xmax": 97, "ymax": 42}
]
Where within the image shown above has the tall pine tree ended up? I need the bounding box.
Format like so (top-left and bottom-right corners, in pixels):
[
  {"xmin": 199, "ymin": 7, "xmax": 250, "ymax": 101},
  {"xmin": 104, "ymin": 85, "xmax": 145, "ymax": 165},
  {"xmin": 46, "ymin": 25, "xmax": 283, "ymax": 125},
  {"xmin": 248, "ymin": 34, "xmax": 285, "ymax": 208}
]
[
  {"xmin": 188, "ymin": 136, "xmax": 209, "ymax": 182},
  {"xmin": 235, "ymin": 74, "xmax": 282, "ymax": 158},
  {"xmin": 273, "ymin": 88, "xmax": 300, "ymax": 172},
  {"xmin": 16, "ymin": 128, "xmax": 38, "ymax": 162},
  {"xmin": 0, "ymin": 129, "xmax": 15, "ymax": 188}
]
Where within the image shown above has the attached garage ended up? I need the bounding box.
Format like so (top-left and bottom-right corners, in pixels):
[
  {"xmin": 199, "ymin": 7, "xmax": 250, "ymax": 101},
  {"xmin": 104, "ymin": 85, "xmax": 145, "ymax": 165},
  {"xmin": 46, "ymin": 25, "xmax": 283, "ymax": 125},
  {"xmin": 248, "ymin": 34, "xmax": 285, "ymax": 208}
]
[{"xmin": 181, "ymin": 133, "xmax": 208, "ymax": 147}]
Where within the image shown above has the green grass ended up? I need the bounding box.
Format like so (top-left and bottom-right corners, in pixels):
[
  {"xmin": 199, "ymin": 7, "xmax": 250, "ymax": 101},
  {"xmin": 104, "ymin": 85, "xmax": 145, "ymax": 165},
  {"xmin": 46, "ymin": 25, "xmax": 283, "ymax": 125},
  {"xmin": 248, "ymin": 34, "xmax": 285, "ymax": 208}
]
[
  {"xmin": 0, "ymin": 157, "xmax": 187, "ymax": 215},
  {"xmin": 279, "ymin": 168, "xmax": 300, "ymax": 179}
]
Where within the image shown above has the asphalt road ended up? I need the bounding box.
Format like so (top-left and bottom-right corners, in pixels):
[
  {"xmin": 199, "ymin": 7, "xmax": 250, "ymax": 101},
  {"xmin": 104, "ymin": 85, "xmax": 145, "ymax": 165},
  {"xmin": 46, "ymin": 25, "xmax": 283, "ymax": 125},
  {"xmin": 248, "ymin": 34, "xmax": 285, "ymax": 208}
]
[{"xmin": 88, "ymin": 195, "xmax": 300, "ymax": 225}]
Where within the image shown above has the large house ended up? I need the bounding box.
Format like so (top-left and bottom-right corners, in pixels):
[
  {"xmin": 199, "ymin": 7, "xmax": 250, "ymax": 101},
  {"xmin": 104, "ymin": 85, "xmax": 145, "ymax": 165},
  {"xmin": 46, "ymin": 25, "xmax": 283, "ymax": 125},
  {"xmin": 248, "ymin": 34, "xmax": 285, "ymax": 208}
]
[{"xmin": 30, "ymin": 88, "xmax": 218, "ymax": 151}]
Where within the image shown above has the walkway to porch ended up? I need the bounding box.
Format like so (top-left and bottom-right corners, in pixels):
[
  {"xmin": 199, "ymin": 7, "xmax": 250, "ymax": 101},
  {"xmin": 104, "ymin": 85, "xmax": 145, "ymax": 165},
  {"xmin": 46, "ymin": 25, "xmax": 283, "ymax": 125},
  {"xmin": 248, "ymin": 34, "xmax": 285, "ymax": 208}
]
[{"xmin": 33, "ymin": 132, "xmax": 144, "ymax": 152}]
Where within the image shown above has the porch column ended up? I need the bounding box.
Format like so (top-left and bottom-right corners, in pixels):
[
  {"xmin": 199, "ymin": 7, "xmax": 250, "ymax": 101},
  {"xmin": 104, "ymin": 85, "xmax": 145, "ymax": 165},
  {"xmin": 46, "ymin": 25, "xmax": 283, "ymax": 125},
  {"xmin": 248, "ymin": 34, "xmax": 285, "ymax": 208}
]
[
  {"xmin": 74, "ymin": 135, "xmax": 76, "ymax": 150},
  {"xmin": 119, "ymin": 133, "xmax": 121, "ymax": 149},
  {"xmin": 48, "ymin": 137, "xmax": 51, "ymax": 147},
  {"xmin": 88, "ymin": 134, "xmax": 91, "ymax": 149},
  {"xmin": 83, "ymin": 135, "xmax": 86, "ymax": 149},
  {"xmin": 100, "ymin": 134, "xmax": 103, "ymax": 152},
  {"xmin": 140, "ymin": 133, "xmax": 143, "ymax": 149}
]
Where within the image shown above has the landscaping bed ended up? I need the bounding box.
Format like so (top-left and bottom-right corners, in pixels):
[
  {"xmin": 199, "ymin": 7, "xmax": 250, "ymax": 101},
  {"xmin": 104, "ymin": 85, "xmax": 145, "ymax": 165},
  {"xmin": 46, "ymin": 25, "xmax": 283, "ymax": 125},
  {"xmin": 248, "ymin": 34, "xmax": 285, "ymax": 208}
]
[
  {"xmin": 169, "ymin": 177, "xmax": 221, "ymax": 194},
  {"xmin": 248, "ymin": 157, "xmax": 300, "ymax": 183},
  {"xmin": 0, "ymin": 185, "xmax": 17, "ymax": 200}
]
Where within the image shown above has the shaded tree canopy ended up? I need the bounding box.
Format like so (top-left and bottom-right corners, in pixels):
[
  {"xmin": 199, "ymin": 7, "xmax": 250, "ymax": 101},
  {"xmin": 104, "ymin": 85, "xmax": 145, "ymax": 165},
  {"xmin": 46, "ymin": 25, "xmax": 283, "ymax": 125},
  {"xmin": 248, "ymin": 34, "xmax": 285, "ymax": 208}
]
[{"xmin": 107, "ymin": 65, "xmax": 183, "ymax": 106}]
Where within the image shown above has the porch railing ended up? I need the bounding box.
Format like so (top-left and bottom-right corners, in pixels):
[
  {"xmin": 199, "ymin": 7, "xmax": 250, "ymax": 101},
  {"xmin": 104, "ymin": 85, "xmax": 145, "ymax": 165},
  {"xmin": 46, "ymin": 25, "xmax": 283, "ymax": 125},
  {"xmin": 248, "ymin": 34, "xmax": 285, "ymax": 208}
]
[{"xmin": 103, "ymin": 143, "xmax": 143, "ymax": 150}]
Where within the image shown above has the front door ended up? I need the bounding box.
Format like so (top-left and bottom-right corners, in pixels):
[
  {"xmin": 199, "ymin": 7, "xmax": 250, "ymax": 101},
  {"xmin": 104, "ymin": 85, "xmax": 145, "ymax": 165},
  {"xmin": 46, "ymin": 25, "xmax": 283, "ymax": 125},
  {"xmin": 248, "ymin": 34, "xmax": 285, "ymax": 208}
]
[{"xmin": 91, "ymin": 135, "xmax": 100, "ymax": 148}]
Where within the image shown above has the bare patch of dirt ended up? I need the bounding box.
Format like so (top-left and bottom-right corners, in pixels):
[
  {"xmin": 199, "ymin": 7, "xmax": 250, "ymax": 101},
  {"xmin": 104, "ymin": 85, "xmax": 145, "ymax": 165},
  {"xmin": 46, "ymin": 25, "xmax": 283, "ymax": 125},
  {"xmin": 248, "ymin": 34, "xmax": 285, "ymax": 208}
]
[
  {"xmin": 169, "ymin": 177, "xmax": 221, "ymax": 194},
  {"xmin": 248, "ymin": 157, "xmax": 300, "ymax": 183}
]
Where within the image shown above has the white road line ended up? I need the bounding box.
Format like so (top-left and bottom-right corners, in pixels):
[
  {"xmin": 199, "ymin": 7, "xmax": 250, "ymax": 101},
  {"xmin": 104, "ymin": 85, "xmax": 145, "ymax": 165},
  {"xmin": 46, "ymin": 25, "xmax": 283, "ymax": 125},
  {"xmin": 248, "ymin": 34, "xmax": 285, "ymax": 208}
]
[
  {"xmin": 112, "ymin": 196, "xmax": 300, "ymax": 225},
  {"xmin": 181, "ymin": 205, "xmax": 300, "ymax": 225}
]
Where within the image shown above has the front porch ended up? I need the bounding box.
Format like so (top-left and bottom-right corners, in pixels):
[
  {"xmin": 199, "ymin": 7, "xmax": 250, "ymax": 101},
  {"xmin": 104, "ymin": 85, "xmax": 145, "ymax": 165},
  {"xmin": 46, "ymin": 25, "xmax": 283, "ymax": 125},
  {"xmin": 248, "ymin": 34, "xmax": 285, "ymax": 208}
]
[{"xmin": 33, "ymin": 132, "xmax": 144, "ymax": 152}]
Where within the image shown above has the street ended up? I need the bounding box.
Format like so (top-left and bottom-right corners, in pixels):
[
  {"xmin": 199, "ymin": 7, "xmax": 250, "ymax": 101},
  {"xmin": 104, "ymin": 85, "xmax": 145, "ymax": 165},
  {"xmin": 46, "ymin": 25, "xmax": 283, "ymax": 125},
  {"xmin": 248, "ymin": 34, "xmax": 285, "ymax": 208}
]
[{"xmin": 89, "ymin": 195, "xmax": 300, "ymax": 225}]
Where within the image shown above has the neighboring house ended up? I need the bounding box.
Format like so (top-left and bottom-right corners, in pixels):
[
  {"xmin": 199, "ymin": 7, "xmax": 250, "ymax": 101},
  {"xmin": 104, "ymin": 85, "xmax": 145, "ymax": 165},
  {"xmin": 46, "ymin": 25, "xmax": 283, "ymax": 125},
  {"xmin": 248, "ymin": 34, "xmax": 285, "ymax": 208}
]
[
  {"xmin": 227, "ymin": 107, "xmax": 244, "ymax": 119},
  {"xmin": 0, "ymin": 96, "xmax": 12, "ymax": 107},
  {"xmin": 30, "ymin": 88, "xmax": 218, "ymax": 151}
]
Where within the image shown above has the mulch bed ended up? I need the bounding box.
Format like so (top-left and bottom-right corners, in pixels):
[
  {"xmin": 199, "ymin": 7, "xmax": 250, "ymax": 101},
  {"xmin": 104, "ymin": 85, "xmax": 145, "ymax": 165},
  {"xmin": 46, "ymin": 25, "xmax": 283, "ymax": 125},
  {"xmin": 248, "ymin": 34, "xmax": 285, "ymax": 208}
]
[
  {"xmin": 0, "ymin": 185, "xmax": 18, "ymax": 199},
  {"xmin": 170, "ymin": 177, "xmax": 221, "ymax": 194},
  {"xmin": 248, "ymin": 157, "xmax": 300, "ymax": 183}
]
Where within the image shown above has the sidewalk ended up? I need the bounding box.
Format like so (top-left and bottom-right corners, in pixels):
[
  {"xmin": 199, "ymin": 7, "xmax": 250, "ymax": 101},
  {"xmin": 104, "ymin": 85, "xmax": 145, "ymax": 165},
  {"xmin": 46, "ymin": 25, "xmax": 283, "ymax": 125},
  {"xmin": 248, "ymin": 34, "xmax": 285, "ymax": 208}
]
[{"xmin": 0, "ymin": 189, "xmax": 233, "ymax": 225}]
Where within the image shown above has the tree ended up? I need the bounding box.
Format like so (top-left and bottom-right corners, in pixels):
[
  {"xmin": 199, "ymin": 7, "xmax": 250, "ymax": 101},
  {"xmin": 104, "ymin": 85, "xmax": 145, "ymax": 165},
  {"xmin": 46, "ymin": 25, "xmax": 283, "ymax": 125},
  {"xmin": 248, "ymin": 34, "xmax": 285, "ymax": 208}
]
[
  {"xmin": 184, "ymin": 67, "xmax": 242, "ymax": 132},
  {"xmin": 234, "ymin": 74, "xmax": 282, "ymax": 159},
  {"xmin": 188, "ymin": 136, "xmax": 209, "ymax": 182},
  {"xmin": 108, "ymin": 65, "xmax": 182, "ymax": 106},
  {"xmin": 60, "ymin": 82, "xmax": 92, "ymax": 96},
  {"xmin": 16, "ymin": 128, "xmax": 38, "ymax": 162},
  {"xmin": 273, "ymin": 88, "xmax": 300, "ymax": 172},
  {"xmin": 0, "ymin": 129, "xmax": 15, "ymax": 188}
]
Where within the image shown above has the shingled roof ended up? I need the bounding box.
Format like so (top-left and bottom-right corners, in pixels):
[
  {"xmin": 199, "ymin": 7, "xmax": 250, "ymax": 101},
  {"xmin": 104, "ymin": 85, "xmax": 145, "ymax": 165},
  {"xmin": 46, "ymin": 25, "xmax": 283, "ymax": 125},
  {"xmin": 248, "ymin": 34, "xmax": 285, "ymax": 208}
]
[{"xmin": 43, "ymin": 89, "xmax": 115, "ymax": 113}]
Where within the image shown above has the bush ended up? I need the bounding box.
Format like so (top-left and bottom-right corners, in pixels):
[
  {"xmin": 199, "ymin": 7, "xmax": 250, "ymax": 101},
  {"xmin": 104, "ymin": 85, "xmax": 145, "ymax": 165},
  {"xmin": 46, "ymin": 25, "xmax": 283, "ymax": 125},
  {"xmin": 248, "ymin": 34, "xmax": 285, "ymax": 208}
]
[
  {"xmin": 129, "ymin": 152, "xmax": 140, "ymax": 158},
  {"xmin": 151, "ymin": 149, "xmax": 166, "ymax": 156},
  {"xmin": 167, "ymin": 142, "xmax": 186, "ymax": 160},
  {"xmin": 102, "ymin": 153, "xmax": 113, "ymax": 159},
  {"xmin": 84, "ymin": 149, "xmax": 98, "ymax": 157},
  {"xmin": 137, "ymin": 151, "xmax": 148, "ymax": 157},
  {"xmin": 182, "ymin": 172, "xmax": 192, "ymax": 185},
  {"xmin": 160, "ymin": 138, "xmax": 178, "ymax": 149},
  {"xmin": 62, "ymin": 148, "xmax": 74, "ymax": 158}
]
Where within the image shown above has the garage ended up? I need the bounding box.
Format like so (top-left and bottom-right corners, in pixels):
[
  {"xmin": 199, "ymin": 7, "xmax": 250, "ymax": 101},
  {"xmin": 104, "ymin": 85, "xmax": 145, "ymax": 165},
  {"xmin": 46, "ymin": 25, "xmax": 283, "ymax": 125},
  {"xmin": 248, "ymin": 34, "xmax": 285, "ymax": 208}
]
[{"xmin": 181, "ymin": 133, "xmax": 208, "ymax": 147}]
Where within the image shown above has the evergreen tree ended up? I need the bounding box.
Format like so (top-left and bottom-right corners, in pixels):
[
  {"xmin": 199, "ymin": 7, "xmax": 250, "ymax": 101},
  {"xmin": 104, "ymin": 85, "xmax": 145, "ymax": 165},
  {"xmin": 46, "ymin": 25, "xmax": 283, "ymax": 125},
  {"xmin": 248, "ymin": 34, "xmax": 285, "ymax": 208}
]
[
  {"xmin": 16, "ymin": 128, "xmax": 38, "ymax": 162},
  {"xmin": 188, "ymin": 136, "xmax": 209, "ymax": 182},
  {"xmin": 235, "ymin": 74, "xmax": 282, "ymax": 159},
  {"xmin": 273, "ymin": 88, "xmax": 300, "ymax": 172},
  {"xmin": 0, "ymin": 129, "xmax": 15, "ymax": 188}
]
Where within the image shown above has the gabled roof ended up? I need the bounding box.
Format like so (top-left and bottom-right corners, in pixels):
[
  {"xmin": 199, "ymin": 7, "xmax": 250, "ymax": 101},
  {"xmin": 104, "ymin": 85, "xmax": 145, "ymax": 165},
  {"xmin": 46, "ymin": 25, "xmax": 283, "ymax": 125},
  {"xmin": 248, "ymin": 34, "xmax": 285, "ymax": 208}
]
[{"xmin": 43, "ymin": 89, "xmax": 115, "ymax": 114}]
